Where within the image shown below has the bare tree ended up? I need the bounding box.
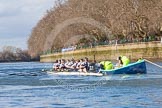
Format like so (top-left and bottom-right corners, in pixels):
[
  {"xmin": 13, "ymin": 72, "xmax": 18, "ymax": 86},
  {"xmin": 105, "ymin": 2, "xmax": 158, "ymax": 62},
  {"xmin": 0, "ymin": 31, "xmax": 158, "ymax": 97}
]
[
  {"xmin": 0, "ymin": 46, "xmax": 31, "ymax": 62},
  {"xmin": 28, "ymin": 0, "xmax": 162, "ymax": 57}
]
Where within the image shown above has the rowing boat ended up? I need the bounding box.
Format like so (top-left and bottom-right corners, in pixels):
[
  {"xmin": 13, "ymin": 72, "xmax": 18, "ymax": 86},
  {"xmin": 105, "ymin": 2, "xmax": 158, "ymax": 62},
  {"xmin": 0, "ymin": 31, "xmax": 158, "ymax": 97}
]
[
  {"xmin": 100, "ymin": 60, "xmax": 147, "ymax": 75},
  {"xmin": 45, "ymin": 60, "xmax": 146, "ymax": 76},
  {"xmin": 47, "ymin": 71, "xmax": 103, "ymax": 76}
]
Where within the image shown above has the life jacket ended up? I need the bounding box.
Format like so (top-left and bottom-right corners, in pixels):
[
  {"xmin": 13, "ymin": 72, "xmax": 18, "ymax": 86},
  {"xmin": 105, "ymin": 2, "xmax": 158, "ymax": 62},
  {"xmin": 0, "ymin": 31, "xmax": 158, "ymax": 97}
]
[
  {"xmin": 100, "ymin": 61, "xmax": 113, "ymax": 70},
  {"xmin": 121, "ymin": 56, "xmax": 130, "ymax": 66},
  {"xmin": 100, "ymin": 61, "xmax": 105, "ymax": 69}
]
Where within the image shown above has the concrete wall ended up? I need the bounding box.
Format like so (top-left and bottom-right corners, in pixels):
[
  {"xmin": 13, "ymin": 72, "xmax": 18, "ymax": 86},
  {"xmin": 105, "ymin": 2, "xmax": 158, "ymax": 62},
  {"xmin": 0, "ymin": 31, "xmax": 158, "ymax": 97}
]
[{"xmin": 40, "ymin": 41, "xmax": 162, "ymax": 62}]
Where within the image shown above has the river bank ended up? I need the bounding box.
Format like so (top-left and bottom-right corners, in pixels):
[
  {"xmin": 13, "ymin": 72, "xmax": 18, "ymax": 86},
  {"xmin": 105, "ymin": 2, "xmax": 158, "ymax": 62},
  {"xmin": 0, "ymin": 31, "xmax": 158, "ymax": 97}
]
[{"xmin": 40, "ymin": 41, "xmax": 162, "ymax": 62}]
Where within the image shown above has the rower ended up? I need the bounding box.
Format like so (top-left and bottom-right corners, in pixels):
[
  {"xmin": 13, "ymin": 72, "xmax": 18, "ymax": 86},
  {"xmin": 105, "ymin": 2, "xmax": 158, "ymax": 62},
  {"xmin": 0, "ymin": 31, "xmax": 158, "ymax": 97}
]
[
  {"xmin": 59, "ymin": 59, "xmax": 66, "ymax": 71},
  {"xmin": 84, "ymin": 57, "xmax": 90, "ymax": 71},
  {"xmin": 76, "ymin": 59, "xmax": 81, "ymax": 70},
  {"xmin": 65, "ymin": 59, "xmax": 73, "ymax": 69},
  {"xmin": 53, "ymin": 59, "xmax": 61, "ymax": 71},
  {"xmin": 79, "ymin": 59, "xmax": 87, "ymax": 72},
  {"xmin": 70, "ymin": 60, "xmax": 79, "ymax": 70}
]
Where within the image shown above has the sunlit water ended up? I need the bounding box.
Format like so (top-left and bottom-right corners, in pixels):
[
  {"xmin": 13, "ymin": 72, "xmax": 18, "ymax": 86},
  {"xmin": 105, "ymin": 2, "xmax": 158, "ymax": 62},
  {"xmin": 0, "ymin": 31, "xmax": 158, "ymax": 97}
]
[{"xmin": 0, "ymin": 62, "xmax": 162, "ymax": 108}]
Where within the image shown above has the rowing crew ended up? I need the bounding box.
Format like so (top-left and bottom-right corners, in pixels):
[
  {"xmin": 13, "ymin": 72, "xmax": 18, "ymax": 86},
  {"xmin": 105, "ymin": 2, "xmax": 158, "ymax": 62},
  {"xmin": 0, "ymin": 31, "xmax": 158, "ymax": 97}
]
[
  {"xmin": 52, "ymin": 56, "xmax": 133, "ymax": 73},
  {"xmin": 53, "ymin": 57, "xmax": 89, "ymax": 72}
]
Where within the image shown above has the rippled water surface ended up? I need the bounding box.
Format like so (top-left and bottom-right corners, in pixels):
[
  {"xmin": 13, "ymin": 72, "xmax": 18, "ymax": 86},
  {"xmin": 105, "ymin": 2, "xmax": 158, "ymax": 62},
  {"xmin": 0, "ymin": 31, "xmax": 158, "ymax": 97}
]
[{"xmin": 0, "ymin": 62, "xmax": 162, "ymax": 108}]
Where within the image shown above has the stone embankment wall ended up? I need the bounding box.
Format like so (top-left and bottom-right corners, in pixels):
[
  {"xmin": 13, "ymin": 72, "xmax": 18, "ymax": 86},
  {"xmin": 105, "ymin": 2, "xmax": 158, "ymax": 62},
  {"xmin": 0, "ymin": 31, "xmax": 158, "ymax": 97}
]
[{"xmin": 40, "ymin": 42, "xmax": 162, "ymax": 62}]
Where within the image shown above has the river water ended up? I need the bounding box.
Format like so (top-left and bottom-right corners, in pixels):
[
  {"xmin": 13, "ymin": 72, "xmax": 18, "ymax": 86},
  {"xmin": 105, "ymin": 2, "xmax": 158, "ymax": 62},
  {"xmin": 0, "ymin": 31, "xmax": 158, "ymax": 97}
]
[{"xmin": 0, "ymin": 62, "xmax": 162, "ymax": 108}]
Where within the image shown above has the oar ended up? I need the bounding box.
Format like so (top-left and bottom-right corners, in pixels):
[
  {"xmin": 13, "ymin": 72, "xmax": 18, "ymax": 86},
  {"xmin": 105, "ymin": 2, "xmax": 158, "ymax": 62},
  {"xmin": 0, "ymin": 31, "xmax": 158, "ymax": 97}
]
[
  {"xmin": 41, "ymin": 68, "xmax": 53, "ymax": 72},
  {"xmin": 144, "ymin": 59, "xmax": 162, "ymax": 69}
]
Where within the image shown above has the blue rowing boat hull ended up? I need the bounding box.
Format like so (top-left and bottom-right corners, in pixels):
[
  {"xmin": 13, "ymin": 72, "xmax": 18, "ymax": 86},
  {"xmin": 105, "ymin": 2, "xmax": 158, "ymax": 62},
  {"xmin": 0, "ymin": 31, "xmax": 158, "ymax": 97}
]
[{"xmin": 100, "ymin": 60, "xmax": 147, "ymax": 75}]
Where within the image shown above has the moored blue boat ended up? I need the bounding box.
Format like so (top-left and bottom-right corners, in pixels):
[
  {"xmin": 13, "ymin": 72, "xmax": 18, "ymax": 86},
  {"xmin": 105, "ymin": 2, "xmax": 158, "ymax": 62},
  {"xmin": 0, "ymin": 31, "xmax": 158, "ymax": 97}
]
[{"xmin": 100, "ymin": 60, "xmax": 147, "ymax": 75}]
